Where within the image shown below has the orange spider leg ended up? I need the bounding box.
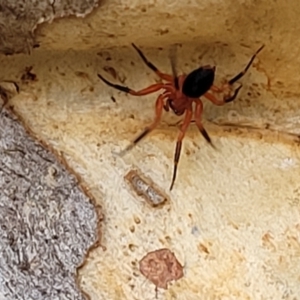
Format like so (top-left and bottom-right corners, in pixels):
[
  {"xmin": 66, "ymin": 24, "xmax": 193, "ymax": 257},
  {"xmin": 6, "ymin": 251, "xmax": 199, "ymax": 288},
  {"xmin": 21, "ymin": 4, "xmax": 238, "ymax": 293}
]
[
  {"xmin": 228, "ymin": 44, "xmax": 265, "ymax": 85},
  {"xmin": 128, "ymin": 84, "xmax": 170, "ymax": 96},
  {"xmin": 98, "ymin": 74, "xmax": 174, "ymax": 96},
  {"xmin": 118, "ymin": 94, "xmax": 166, "ymax": 155},
  {"xmin": 208, "ymin": 44, "xmax": 264, "ymax": 102},
  {"xmin": 204, "ymin": 84, "xmax": 243, "ymax": 105},
  {"xmin": 162, "ymin": 91, "xmax": 173, "ymax": 111},
  {"xmin": 170, "ymin": 109, "xmax": 193, "ymax": 190},
  {"xmin": 194, "ymin": 101, "xmax": 215, "ymax": 147},
  {"xmin": 204, "ymin": 92, "xmax": 225, "ymax": 106},
  {"xmin": 209, "ymin": 82, "xmax": 242, "ymax": 103},
  {"xmin": 132, "ymin": 43, "xmax": 174, "ymax": 82},
  {"xmin": 210, "ymin": 85, "xmax": 223, "ymax": 93}
]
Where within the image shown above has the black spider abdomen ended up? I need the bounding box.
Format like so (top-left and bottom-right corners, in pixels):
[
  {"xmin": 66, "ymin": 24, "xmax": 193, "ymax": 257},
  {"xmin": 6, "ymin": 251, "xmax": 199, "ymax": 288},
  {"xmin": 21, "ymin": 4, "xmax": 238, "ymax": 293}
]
[{"xmin": 182, "ymin": 67, "xmax": 215, "ymax": 98}]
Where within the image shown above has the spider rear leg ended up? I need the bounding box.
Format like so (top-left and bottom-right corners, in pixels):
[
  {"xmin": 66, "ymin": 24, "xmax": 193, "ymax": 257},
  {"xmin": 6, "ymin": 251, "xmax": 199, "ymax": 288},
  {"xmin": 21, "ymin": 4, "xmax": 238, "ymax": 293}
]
[
  {"xmin": 98, "ymin": 74, "xmax": 167, "ymax": 96},
  {"xmin": 195, "ymin": 101, "xmax": 215, "ymax": 148},
  {"xmin": 170, "ymin": 109, "xmax": 193, "ymax": 191},
  {"xmin": 117, "ymin": 94, "xmax": 165, "ymax": 156},
  {"xmin": 132, "ymin": 43, "xmax": 174, "ymax": 82}
]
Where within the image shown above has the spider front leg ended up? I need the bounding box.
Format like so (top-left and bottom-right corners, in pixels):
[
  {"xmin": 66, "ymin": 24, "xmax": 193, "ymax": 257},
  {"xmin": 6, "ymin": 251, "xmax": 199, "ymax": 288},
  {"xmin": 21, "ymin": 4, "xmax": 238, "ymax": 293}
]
[
  {"xmin": 228, "ymin": 44, "xmax": 265, "ymax": 85},
  {"xmin": 117, "ymin": 94, "xmax": 166, "ymax": 156},
  {"xmin": 204, "ymin": 84, "xmax": 243, "ymax": 106},
  {"xmin": 170, "ymin": 109, "xmax": 193, "ymax": 191},
  {"xmin": 205, "ymin": 44, "xmax": 264, "ymax": 105}
]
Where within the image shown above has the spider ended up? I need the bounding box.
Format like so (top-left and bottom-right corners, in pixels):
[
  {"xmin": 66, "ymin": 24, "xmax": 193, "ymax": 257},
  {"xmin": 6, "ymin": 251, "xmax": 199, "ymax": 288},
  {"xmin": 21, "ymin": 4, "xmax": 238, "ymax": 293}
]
[{"xmin": 97, "ymin": 43, "xmax": 264, "ymax": 190}]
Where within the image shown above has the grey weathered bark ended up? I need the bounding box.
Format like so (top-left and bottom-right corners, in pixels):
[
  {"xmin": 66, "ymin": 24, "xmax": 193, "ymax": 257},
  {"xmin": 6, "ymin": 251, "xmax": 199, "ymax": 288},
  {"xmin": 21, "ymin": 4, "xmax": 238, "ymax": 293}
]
[{"xmin": 0, "ymin": 94, "xmax": 101, "ymax": 299}]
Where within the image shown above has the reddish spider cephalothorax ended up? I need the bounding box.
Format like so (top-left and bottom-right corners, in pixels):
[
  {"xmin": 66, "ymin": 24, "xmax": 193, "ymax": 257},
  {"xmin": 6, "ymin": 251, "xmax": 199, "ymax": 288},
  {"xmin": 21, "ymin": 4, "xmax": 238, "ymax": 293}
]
[{"xmin": 98, "ymin": 43, "xmax": 264, "ymax": 190}]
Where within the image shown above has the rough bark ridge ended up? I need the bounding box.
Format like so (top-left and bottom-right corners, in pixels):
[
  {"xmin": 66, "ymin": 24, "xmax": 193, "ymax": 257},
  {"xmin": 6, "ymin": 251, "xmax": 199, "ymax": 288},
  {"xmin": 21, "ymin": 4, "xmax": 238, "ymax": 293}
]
[{"xmin": 0, "ymin": 0, "xmax": 100, "ymax": 54}]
